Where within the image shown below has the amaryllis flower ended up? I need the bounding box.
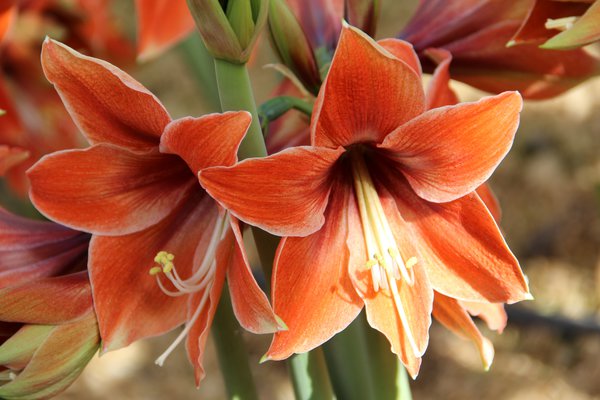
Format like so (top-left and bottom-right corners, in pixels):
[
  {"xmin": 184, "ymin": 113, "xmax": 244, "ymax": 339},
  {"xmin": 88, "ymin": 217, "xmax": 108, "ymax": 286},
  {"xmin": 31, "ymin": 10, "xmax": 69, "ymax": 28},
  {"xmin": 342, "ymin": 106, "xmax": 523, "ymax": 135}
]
[
  {"xmin": 199, "ymin": 24, "xmax": 531, "ymax": 377},
  {"xmin": 135, "ymin": 0, "xmax": 195, "ymax": 60},
  {"xmin": 0, "ymin": 272, "xmax": 99, "ymax": 399},
  {"xmin": 511, "ymin": 0, "xmax": 600, "ymax": 49},
  {"xmin": 27, "ymin": 39, "xmax": 281, "ymax": 384},
  {"xmin": 399, "ymin": 0, "xmax": 600, "ymax": 99}
]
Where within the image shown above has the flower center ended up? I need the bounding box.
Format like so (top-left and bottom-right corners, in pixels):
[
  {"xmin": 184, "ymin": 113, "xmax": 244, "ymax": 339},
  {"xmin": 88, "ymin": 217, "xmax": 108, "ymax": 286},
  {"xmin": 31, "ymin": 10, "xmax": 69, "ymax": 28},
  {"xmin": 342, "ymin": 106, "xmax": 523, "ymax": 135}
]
[
  {"xmin": 350, "ymin": 150, "xmax": 421, "ymax": 356},
  {"xmin": 148, "ymin": 212, "xmax": 230, "ymax": 366}
]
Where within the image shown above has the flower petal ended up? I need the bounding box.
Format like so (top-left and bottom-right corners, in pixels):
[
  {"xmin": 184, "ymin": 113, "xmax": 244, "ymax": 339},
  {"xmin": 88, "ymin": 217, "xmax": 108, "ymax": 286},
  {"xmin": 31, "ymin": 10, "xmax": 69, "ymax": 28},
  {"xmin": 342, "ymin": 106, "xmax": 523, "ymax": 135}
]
[
  {"xmin": 89, "ymin": 191, "xmax": 219, "ymax": 351},
  {"xmin": 377, "ymin": 38, "xmax": 422, "ymax": 76},
  {"xmin": 226, "ymin": 217, "xmax": 282, "ymax": 334},
  {"xmin": 423, "ymin": 48, "xmax": 458, "ymax": 110},
  {"xmin": 0, "ymin": 207, "xmax": 89, "ymax": 287},
  {"xmin": 461, "ymin": 301, "xmax": 507, "ymax": 333},
  {"xmin": 443, "ymin": 20, "xmax": 600, "ymax": 100},
  {"xmin": 0, "ymin": 312, "xmax": 99, "ymax": 400},
  {"xmin": 266, "ymin": 179, "xmax": 363, "ymax": 360},
  {"xmin": 476, "ymin": 184, "xmax": 502, "ymax": 223},
  {"xmin": 135, "ymin": 0, "xmax": 196, "ymax": 61},
  {"xmin": 186, "ymin": 255, "xmax": 226, "ymax": 386},
  {"xmin": 510, "ymin": 0, "xmax": 589, "ymax": 46},
  {"xmin": 0, "ymin": 145, "xmax": 28, "ymax": 176},
  {"xmin": 432, "ymin": 292, "xmax": 495, "ymax": 370},
  {"xmin": 311, "ymin": 24, "xmax": 425, "ymax": 148},
  {"xmin": 160, "ymin": 112, "xmax": 251, "ymax": 174},
  {"xmin": 28, "ymin": 145, "xmax": 195, "ymax": 236},
  {"xmin": 379, "ymin": 169, "xmax": 530, "ymax": 303},
  {"xmin": 543, "ymin": 1, "xmax": 600, "ymax": 49},
  {"xmin": 380, "ymin": 91, "xmax": 522, "ymax": 203},
  {"xmin": 0, "ymin": 272, "xmax": 93, "ymax": 324},
  {"xmin": 41, "ymin": 38, "xmax": 170, "ymax": 150},
  {"xmin": 350, "ymin": 186, "xmax": 433, "ymax": 377},
  {"xmin": 199, "ymin": 146, "xmax": 343, "ymax": 237}
]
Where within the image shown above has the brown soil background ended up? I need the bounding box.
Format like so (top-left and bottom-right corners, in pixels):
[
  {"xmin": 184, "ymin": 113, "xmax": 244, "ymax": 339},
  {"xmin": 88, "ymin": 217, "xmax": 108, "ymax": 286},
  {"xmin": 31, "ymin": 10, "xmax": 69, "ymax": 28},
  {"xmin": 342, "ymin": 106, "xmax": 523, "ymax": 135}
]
[{"xmin": 49, "ymin": 1, "xmax": 600, "ymax": 399}]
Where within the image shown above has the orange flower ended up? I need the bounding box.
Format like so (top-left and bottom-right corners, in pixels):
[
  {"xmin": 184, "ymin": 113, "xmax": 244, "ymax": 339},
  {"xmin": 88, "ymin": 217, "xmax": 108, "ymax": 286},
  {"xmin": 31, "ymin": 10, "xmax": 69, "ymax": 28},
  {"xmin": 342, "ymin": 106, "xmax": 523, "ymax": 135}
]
[
  {"xmin": 199, "ymin": 25, "xmax": 531, "ymax": 377},
  {"xmin": 27, "ymin": 39, "xmax": 281, "ymax": 384}
]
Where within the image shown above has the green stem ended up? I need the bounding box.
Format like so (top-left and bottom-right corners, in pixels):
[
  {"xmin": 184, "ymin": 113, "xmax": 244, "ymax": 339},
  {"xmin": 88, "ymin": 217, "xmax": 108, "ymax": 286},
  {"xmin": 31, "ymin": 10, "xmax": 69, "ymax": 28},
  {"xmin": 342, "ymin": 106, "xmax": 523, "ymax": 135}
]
[
  {"xmin": 289, "ymin": 351, "xmax": 336, "ymax": 400},
  {"xmin": 214, "ymin": 58, "xmax": 267, "ymax": 160},
  {"xmin": 213, "ymin": 58, "xmax": 335, "ymax": 400},
  {"xmin": 179, "ymin": 33, "xmax": 221, "ymax": 113},
  {"xmin": 212, "ymin": 284, "xmax": 259, "ymax": 400},
  {"xmin": 363, "ymin": 318, "xmax": 413, "ymax": 400},
  {"xmin": 323, "ymin": 314, "xmax": 376, "ymax": 400}
]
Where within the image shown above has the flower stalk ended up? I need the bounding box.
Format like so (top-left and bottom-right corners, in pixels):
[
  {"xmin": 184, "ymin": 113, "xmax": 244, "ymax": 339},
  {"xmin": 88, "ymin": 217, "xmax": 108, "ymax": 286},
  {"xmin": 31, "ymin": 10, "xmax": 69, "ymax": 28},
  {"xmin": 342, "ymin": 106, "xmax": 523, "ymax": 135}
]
[
  {"xmin": 213, "ymin": 56, "xmax": 335, "ymax": 400},
  {"xmin": 211, "ymin": 284, "xmax": 260, "ymax": 400}
]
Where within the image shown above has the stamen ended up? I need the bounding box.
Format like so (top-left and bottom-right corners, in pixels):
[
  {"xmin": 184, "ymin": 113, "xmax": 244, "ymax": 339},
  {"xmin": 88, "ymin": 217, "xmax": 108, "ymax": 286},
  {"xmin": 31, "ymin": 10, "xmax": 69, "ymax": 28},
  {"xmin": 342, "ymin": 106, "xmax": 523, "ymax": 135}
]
[
  {"xmin": 351, "ymin": 150, "xmax": 421, "ymax": 357},
  {"xmin": 148, "ymin": 213, "xmax": 230, "ymax": 365},
  {"xmin": 545, "ymin": 16, "xmax": 578, "ymax": 32}
]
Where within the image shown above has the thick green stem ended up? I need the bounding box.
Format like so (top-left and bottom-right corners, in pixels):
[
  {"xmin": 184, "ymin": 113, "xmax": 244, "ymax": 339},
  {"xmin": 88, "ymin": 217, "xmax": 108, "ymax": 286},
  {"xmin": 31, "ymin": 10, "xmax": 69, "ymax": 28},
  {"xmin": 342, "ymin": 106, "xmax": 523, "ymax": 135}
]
[
  {"xmin": 212, "ymin": 284, "xmax": 259, "ymax": 400},
  {"xmin": 213, "ymin": 58, "xmax": 335, "ymax": 400},
  {"xmin": 323, "ymin": 314, "xmax": 376, "ymax": 400},
  {"xmin": 363, "ymin": 318, "xmax": 413, "ymax": 400},
  {"xmin": 214, "ymin": 58, "xmax": 267, "ymax": 160},
  {"xmin": 289, "ymin": 351, "xmax": 336, "ymax": 400}
]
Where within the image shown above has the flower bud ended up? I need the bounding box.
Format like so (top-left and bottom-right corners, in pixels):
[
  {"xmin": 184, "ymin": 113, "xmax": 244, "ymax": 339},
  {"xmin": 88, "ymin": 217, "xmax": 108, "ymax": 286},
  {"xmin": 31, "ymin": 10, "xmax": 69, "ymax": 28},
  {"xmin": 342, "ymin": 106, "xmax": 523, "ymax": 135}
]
[
  {"xmin": 345, "ymin": 0, "xmax": 380, "ymax": 38},
  {"xmin": 186, "ymin": 0, "xmax": 268, "ymax": 63},
  {"xmin": 0, "ymin": 273, "xmax": 100, "ymax": 400},
  {"xmin": 268, "ymin": 0, "xmax": 322, "ymax": 94}
]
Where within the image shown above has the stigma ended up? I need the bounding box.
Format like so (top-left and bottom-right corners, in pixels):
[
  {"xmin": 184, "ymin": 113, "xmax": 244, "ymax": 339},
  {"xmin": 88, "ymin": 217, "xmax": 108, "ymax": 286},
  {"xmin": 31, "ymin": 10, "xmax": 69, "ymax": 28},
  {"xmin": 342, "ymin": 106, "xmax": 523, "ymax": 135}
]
[
  {"xmin": 351, "ymin": 150, "xmax": 421, "ymax": 356},
  {"xmin": 147, "ymin": 214, "xmax": 230, "ymax": 366}
]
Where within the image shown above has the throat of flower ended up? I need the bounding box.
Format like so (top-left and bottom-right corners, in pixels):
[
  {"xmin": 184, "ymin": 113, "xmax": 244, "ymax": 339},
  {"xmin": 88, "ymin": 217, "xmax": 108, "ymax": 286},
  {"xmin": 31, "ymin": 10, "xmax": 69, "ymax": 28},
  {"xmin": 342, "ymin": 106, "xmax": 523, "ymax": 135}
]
[
  {"xmin": 148, "ymin": 213, "xmax": 230, "ymax": 366},
  {"xmin": 350, "ymin": 151, "xmax": 421, "ymax": 356},
  {"xmin": 545, "ymin": 16, "xmax": 578, "ymax": 32}
]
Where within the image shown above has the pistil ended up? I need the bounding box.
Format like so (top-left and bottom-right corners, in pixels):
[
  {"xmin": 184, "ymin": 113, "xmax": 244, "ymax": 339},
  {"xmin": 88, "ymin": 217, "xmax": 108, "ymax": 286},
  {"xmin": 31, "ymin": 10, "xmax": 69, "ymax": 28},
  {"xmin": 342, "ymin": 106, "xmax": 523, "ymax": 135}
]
[
  {"xmin": 148, "ymin": 213, "xmax": 230, "ymax": 366},
  {"xmin": 350, "ymin": 150, "xmax": 421, "ymax": 356}
]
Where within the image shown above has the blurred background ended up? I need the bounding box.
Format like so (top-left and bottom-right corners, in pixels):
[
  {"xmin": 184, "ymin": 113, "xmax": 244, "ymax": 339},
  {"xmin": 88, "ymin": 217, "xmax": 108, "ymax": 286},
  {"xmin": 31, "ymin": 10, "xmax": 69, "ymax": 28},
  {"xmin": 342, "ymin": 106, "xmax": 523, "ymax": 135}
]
[{"xmin": 4, "ymin": 0, "xmax": 597, "ymax": 399}]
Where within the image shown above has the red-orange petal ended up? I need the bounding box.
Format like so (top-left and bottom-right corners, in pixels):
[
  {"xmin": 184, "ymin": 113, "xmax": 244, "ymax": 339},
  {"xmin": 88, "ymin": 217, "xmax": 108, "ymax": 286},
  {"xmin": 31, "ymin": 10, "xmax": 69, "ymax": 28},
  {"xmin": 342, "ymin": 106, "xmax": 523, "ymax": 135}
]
[
  {"xmin": 511, "ymin": 0, "xmax": 590, "ymax": 46},
  {"xmin": 461, "ymin": 301, "xmax": 507, "ymax": 333},
  {"xmin": 266, "ymin": 180, "xmax": 363, "ymax": 360},
  {"xmin": 226, "ymin": 217, "xmax": 281, "ymax": 334},
  {"xmin": 377, "ymin": 38, "xmax": 422, "ymax": 76},
  {"xmin": 444, "ymin": 20, "xmax": 600, "ymax": 100},
  {"xmin": 186, "ymin": 251, "xmax": 226, "ymax": 386},
  {"xmin": 41, "ymin": 38, "xmax": 170, "ymax": 151},
  {"xmin": 90, "ymin": 191, "xmax": 218, "ymax": 351},
  {"xmin": 379, "ymin": 169, "xmax": 530, "ymax": 303},
  {"xmin": 476, "ymin": 183, "xmax": 502, "ymax": 224},
  {"xmin": 200, "ymin": 146, "xmax": 343, "ymax": 237},
  {"xmin": 423, "ymin": 48, "xmax": 459, "ymax": 110},
  {"xmin": 432, "ymin": 292, "xmax": 495, "ymax": 370},
  {"xmin": 380, "ymin": 91, "xmax": 522, "ymax": 203},
  {"xmin": 0, "ymin": 207, "xmax": 88, "ymax": 288},
  {"xmin": 0, "ymin": 146, "xmax": 28, "ymax": 176},
  {"xmin": 311, "ymin": 24, "xmax": 425, "ymax": 148},
  {"xmin": 28, "ymin": 145, "xmax": 195, "ymax": 236},
  {"xmin": 0, "ymin": 272, "xmax": 92, "ymax": 324},
  {"xmin": 135, "ymin": 0, "xmax": 196, "ymax": 61},
  {"xmin": 160, "ymin": 112, "xmax": 251, "ymax": 174}
]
